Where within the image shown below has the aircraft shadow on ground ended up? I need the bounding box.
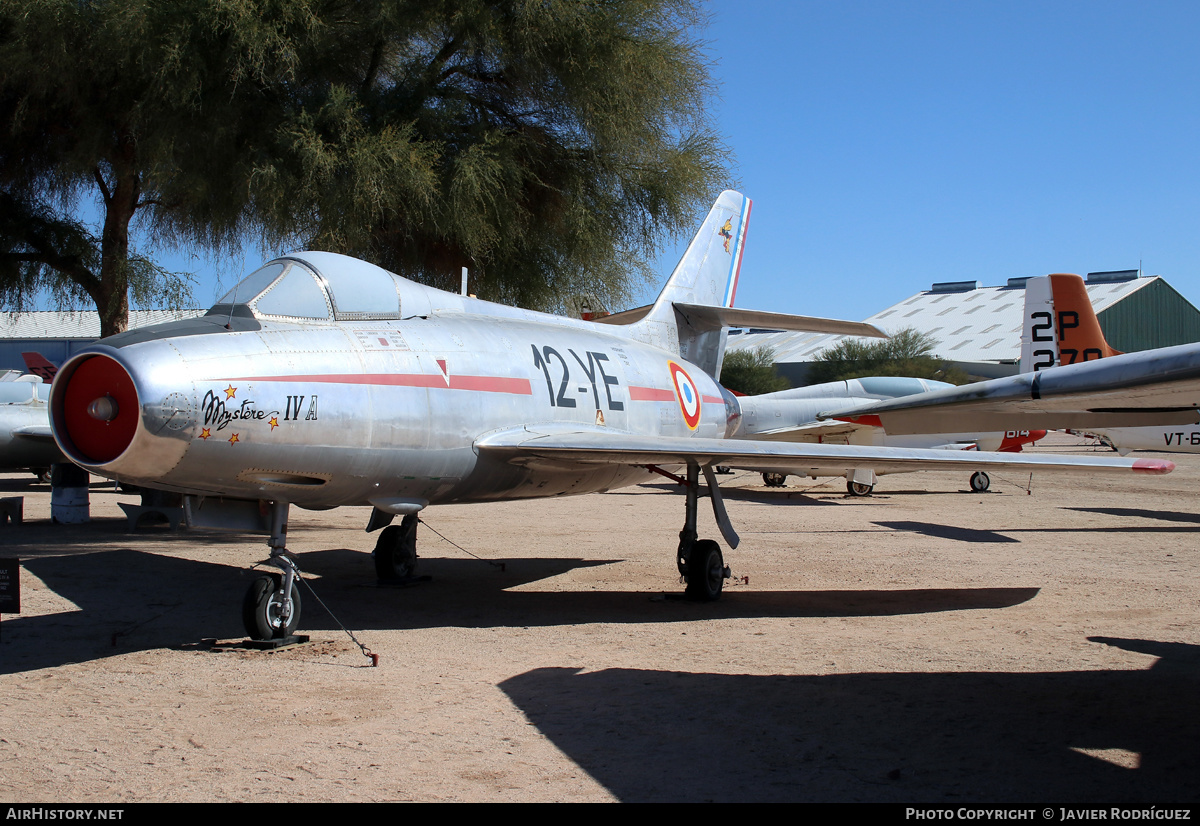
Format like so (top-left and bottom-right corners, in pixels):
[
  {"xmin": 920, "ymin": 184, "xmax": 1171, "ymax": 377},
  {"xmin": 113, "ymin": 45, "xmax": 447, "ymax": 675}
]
[
  {"xmin": 498, "ymin": 639, "xmax": 1200, "ymax": 802},
  {"xmin": 1, "ymin": 544, "xmax": 1037, "ymax": 673},
  {"xmin": 1064, "ymin": 507, "xmax": 1200, "ymax": 526},
  {"xmin": 873, "ymin": 521, "xmax": 1020, "ymax": 543}
]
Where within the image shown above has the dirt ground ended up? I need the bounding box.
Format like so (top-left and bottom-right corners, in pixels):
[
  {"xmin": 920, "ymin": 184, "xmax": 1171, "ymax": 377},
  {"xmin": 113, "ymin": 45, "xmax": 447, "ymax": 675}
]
[{"xmin": 0, "ymin": 434, "xmax": 1197, "ymax": 803}]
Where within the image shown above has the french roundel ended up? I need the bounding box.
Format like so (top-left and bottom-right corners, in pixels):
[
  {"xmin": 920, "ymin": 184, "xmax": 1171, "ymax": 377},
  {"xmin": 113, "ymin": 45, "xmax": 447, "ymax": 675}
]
[{"xmin": 669, "ymin": 361, "xmax": 701, "ymax": 430}]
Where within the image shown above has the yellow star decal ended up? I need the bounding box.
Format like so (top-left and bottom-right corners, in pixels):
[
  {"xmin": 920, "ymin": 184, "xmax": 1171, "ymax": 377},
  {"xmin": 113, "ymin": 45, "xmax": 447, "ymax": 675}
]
[
  {"xmin": 228, "ymin": 432, "xmax": 240, "ymax": 445},
  {"xmin": 268, "ymin": 416, "xmax": 279, "ymax": 430},
  {"xmin": 199, "ymin": 427, "xmax": 211, "ymax": 440},
  {"xmin": 224, "ymin": 385, "xmax": 237, "ymax": 399}
]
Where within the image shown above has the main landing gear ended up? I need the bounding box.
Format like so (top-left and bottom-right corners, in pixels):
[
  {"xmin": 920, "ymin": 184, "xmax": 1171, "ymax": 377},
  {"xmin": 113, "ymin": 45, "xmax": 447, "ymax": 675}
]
[
  {"xmin": 969, "ymin": 471, "xmax": 991, "ymax": 492},
  {"xmin": 374, "ymin": 513, "xmax": 419, "ymax": 581},
  {"xmin": 675, "ymin": 463, "xmax": 735, "ymax": 601},
  {"xmin": 242, "ymin": 501, "xmax": 304, "ymax": 642},
  {"xmin": 846, "ymin": 480, "xmax": 875, "ymax": 496}
]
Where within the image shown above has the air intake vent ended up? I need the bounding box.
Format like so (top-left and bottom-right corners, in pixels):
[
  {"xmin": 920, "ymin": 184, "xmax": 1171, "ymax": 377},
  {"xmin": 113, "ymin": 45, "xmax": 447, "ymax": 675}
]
[
  {"xmin": 1086, "ymin": 270, "xmax": 1138, "ymax": 284},
  {"xmin": 930, "ymin": 280, "xmax": 981, "ymax": 293}
]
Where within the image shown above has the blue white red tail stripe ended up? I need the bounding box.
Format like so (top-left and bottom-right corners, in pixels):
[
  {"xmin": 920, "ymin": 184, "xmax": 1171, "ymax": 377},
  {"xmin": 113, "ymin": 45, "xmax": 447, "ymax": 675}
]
[{"xmin": 722, "ymin": 195, "xmax": 752, "ymax": 308}]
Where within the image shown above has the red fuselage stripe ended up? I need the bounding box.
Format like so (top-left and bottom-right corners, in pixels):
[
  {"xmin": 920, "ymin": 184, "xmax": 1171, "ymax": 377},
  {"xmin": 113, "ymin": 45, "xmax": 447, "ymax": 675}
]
[
  {"xmin": 224, "ymin": 374, "xmax": 533, "ymax": 395},
  {"xmin": 221, "ymin": 376, "xmax": 723, "ymax": 403},
  {"xmin": 628, "ymin": 386, "xmax": 676, "ymax": 402}
]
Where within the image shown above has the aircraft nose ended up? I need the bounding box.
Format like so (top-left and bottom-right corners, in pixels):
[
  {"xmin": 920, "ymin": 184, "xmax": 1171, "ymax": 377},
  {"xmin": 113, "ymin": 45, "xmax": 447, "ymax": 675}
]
[
  {"xmin": 53, "ymin": 354, "xmax": 140, "ymax": 464},
  {"xmin": 51, "ymin": 348, "xmax": 196, "ymax": 478}
]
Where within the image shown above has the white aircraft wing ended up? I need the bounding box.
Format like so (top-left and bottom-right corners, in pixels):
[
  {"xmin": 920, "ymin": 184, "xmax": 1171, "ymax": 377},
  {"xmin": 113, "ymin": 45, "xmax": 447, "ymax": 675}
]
[
  {"xmin": 819, "ymin": 342, "xmax": 1200, "ymax": 435},
  {"xmin": 475, "ymin": 425, "xmax": 1173, "ymax": 476}
]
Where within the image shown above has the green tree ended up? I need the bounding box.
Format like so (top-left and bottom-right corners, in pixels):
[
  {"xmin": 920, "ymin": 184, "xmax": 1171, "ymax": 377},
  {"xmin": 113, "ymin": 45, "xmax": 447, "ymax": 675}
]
[
  {"xmin": 0, "ymin": 0, "xmax": 727, "ymax": 336},
  {"xmin": 720, "ymin": 346, "xmax": 789, "ymax": 395},
  {"xmin": 806, "ymin": 328, "xmax": 968, "ymax": 385}
]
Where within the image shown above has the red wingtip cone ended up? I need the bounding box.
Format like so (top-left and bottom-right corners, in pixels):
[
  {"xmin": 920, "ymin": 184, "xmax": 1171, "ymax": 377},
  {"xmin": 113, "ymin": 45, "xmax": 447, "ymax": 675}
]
[{"xmin": 1132, "ymin": 459, "xmax": 1175, "ymax": 475}]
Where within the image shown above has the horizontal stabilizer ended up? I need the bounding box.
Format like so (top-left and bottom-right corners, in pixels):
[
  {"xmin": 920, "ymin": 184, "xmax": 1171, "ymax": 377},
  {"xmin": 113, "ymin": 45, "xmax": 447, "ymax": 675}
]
[
  {"xmin": 673, "ymin": 305, "xmax": 887, "ymax": 338},
  {"xmin": 598, "ymin": 303, "xmax": 884, "ymax": 338}
]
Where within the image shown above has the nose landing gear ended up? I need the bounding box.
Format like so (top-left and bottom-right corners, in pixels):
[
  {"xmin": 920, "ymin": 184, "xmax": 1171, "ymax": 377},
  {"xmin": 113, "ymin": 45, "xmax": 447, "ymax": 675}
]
[{"xmin": 242, "ymin": 501, "xmax": 307, "ymax": 644}]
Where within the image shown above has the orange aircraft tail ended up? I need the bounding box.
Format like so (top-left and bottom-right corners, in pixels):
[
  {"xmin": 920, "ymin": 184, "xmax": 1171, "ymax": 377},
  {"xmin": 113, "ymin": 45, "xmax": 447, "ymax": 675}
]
[{"xmin": 1019, "ymin": 274, "xmax": 1122, "ymax": 372}]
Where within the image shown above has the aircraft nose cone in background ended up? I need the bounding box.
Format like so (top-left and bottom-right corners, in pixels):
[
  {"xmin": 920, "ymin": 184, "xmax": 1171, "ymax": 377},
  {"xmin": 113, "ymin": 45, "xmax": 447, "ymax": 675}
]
[{"xmin": 50, "ymin": 345, "xmax": 196, "ymax": 479}]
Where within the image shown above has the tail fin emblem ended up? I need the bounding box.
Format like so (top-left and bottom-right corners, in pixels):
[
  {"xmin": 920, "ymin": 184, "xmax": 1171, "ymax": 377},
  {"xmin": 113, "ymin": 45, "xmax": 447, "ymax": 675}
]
[{"xmin": 718, "ymin": 218, "xmax": 734, "ymax": 253}]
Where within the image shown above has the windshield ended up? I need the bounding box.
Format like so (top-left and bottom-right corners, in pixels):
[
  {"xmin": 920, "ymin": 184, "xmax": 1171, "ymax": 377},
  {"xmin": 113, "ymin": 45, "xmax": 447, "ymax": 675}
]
[
  {"xmin": 217, "ymin": 263, "xmax": 286, "ymax": 306},
  {"xmin": 214, "ymin": 261, "xmax": 333, "ymax": 320}
]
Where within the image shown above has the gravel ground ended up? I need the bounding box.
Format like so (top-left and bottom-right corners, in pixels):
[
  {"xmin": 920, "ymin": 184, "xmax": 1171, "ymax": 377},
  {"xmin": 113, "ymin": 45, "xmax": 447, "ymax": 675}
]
[{"xmin": 0, "ymin": 435, "xmax": 1197, "ymax": 803}]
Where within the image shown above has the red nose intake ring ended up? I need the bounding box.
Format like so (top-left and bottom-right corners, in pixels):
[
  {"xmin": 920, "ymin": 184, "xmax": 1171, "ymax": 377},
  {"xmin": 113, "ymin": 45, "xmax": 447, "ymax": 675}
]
[{"xmin": 59, "ymin": 355, "xmax": 139, "ymax": 464}]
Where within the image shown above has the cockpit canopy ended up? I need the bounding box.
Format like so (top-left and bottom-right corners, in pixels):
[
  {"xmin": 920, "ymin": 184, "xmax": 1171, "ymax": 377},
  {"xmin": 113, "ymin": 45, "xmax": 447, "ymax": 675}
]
[{"xmin": 212, "ymin": 252, "xmax": 407, "ymax": 321}]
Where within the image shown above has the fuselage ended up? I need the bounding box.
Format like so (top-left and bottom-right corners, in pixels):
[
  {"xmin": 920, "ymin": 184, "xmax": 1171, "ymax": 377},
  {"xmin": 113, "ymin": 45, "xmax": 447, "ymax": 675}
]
[
  {"xmin": 0, "ymin": 379, "xmax": 63, "ymax": 470},
  {"xmin": 50, "ymin": 253, "xmax": 737, "ymax": 509},
  {"xmin": 1083, "ymin": 426, "xmax": 1200, "ymax": 455},
  {"xmin": 732, "ymin": 377, "xmax": 1044, "ymax": 477}
]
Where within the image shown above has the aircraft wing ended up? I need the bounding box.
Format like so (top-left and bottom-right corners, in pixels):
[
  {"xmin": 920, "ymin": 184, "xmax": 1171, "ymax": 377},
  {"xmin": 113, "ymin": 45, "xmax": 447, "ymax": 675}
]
[
  {"xmin": 819, "ymin": 342, "xmax": 1200, "ymax": 435},
  {"xmin": 475, "ymin": 425, "xmax": 1172, "ymax": 476}
]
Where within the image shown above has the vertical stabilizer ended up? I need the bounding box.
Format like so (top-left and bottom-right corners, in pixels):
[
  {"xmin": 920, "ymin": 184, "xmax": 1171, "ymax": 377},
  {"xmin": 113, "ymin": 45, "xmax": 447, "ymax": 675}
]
[
  {"xmin": 1020, "ymin": 274, "xmax": 1121, "ymax": 372},
  {"xmin": 631, "ymin": 190, "xmax": 752, "ymax": 377}
]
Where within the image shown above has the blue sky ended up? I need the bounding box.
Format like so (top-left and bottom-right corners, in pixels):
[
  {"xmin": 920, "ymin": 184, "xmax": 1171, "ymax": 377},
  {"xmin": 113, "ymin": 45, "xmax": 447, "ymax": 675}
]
[
  {"xmin": 652, "ymin": 0, "xmax": 1200, "ymax": 320},
  {"xmin": 143, "ymin": 1, "xmax": 1200, "ymax": 322}
]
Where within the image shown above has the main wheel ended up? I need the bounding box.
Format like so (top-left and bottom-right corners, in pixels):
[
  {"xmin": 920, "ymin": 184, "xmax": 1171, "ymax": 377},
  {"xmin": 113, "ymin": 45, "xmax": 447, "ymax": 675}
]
[
  {"xmin": 969, "ymin": 471, "xmax": 991, "ymax": 492},
  {"xmin": 685, "ymin": 539, "xmax": 726, "ymax": 602},
  {"xmin": 762, "ymin": 472, "xmax": 787, "ymax": 487},
  {"xmin": 846, "ymin": 480, "xmax": 874, "ymax": 496},
  {"xmin": 374, "ymin": 523, "xmax": 418, "ymax": 580},
  {"xmin": 242, "ymin": 574, "xmax": 302, "ymax": 641}
]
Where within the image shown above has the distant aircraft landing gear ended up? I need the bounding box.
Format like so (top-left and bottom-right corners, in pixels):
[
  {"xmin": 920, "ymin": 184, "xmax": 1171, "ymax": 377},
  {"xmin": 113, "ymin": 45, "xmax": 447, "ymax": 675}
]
[
  {"xmin": 242, "ymin": 501, "xmax": 304, "ymax": 642},
  {"xmin": 676, "ymin": 463, "xmax": 732, "ymax": 601},
  {"xmin": 969, "ymin": 471, "xmax": 991, "ymax": 492},
  {"xmin": 846, "ymin": 480, "xmax": 874, "ymax": 496},
  {"xmin": 762, "ymin": 472, "xmax": 787, "ymax": 487},
  {"xmin": 375, "ymin": 513, "xmax": 419, "ymax": 581}
]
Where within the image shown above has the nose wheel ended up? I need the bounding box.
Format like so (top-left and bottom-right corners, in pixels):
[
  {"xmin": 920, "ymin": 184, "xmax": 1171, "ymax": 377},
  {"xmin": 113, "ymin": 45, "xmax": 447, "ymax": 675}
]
[
  {"xmin": 241, "ymin": 501, "xmax": 306, "ymax": 643},
  {"xmin": 243, "ymin": 572, "xmax": 302, "ymax": 641}
]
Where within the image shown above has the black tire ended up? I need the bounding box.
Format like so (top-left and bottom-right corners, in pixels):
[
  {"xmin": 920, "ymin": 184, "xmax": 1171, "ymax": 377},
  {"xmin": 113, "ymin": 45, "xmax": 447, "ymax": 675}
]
[
  {"xmin": 847, "ymin": 480, "xmax": 874, "ymax": 496},
  {"xmin": 242, "ymin": 574, "xmax": 302, "ymax": 640},
  {"xmin": 685, "ymin": 539, "xmax": 725, "ymax": 602},
  {"xmin": 374, "ymin": 523, "xmax": 418, "ymax": 581},
  {"xmin": 970, "ymin": 471, "xmax": 991, "ymax": 493},
  {"xmin": 762, "ymin": 472, "xmax": 787, "ymax": 487}
]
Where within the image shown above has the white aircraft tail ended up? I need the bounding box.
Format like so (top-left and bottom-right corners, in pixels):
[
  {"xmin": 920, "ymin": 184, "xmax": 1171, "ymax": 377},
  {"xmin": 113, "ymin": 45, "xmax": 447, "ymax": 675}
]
[
  {"xmin": 625, "ymin": 191, "xmax": 750, "ymax": 377},
  {"xmin": 1020, "ymin": 274, "xmax": 1122, "ymax": 372},
  {"xmin": 611, "ymin": 190, "xmax": 884, "ymax": 379}
]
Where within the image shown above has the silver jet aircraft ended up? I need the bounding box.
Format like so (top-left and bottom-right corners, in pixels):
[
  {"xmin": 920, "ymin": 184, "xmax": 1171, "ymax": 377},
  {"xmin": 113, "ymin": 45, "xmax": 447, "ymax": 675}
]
[
  {"xmin": 47, "ymin": 191, "xmax": 1173, "ymax": 641},
  {"xmin": 0, "ymin": 375, "xmax": 63, "ymax": 479}
]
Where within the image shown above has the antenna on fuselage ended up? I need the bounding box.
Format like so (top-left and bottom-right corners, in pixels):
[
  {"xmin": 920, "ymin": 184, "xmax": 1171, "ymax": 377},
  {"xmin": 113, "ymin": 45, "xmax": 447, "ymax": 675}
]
[{"xmin": 461, "ymin": 267, "xmax": 468, "ymax": 296}]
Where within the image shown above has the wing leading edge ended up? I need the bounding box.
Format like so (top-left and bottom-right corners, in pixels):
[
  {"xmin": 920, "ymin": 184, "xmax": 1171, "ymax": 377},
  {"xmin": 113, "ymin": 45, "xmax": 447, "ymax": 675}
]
[{"xmin": 475, "ymin": 425, "xmax": 1173, "ymax": 476}]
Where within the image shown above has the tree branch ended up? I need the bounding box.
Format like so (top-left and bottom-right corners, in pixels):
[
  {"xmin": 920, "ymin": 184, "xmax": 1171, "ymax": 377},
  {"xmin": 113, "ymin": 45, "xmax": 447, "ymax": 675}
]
[{"xmin": 92, "ymin": 167, "xmax": 112, "ymax": 204}]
